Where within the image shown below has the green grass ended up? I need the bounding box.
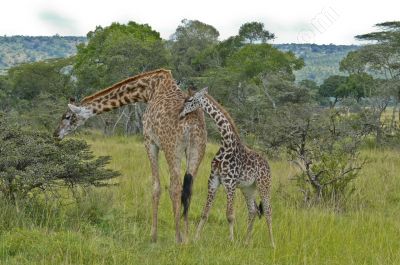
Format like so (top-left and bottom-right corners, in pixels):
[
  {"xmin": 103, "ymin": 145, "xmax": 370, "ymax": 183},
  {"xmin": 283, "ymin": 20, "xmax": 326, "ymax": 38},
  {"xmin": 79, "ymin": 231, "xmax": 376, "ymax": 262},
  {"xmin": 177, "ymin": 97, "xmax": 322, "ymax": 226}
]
[{"xmin": 0, "ymin": 134, "xmax": 399, "ymax": 264}]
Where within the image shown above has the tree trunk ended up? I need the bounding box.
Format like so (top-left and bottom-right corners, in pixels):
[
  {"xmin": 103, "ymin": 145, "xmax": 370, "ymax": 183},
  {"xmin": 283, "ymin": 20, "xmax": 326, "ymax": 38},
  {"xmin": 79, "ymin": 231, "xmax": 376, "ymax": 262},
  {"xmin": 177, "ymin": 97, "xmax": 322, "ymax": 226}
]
[
  {"xmin": 376, "ymin": 125, "xmax": 382, "ymax": 146},
  {"xmin": 123, "ymin": 105, "xmax": 135, "ymax": 135},
  {"xmin": 129, "ymin": 103, "xmax": 144, "ymax": 135},
  {"xmin": 390, "ymin": 99, "xmax": 398, "ymax": 131},
  {"xmin": 99, "ymin": 115, "xmax": 114, "ymax": 136},
  {"xmin": 398, "ymin": 87, "xmax": 400, "ymax": 127},
  {"xmin": 376, "ymin": 103, "xmax": 388, "ymax": 146}
]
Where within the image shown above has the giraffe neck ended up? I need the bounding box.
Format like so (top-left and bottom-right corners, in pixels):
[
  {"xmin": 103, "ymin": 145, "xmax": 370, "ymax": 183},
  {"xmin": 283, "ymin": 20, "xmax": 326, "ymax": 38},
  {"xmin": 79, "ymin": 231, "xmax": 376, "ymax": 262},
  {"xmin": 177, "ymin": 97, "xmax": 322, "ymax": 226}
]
[
  {"xmin": 201, "ymin": 96, "xmax": 241, "ymax": 147},
  {"xmin": 80, "ymin": 69, "xmax": 174, "ymax": 115}
]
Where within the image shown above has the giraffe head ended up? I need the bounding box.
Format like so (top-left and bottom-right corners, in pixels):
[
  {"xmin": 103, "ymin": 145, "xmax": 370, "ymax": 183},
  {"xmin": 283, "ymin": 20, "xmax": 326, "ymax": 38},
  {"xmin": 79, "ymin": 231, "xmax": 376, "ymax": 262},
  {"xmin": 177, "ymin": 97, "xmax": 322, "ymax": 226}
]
[
  {"xmin": 179, "ymin": 87, "xmax": 208, "ymax": 118},
  {"xmin": 53, "ymin": 98, "xmax": 95, "ymax": 139}
]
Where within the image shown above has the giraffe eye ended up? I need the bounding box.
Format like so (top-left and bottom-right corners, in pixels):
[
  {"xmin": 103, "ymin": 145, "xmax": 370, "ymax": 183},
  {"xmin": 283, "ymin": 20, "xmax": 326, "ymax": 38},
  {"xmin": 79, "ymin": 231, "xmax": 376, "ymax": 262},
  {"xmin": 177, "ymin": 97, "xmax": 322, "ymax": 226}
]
[{"xmin": 65, "ymin": 115, "xmax": 71, "ymax": 120}]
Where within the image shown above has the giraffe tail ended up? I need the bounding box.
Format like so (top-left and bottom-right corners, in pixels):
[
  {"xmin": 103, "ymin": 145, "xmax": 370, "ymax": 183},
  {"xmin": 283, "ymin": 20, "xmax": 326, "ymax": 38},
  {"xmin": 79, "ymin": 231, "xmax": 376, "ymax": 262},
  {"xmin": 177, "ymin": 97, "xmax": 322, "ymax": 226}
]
[
  {"xmin": 257, "ymin": 201, "xmax": 264, "ymax": 219},
  {"xmin": 181, "ymin": 172, "xmax": 193, "ymax": 217}
]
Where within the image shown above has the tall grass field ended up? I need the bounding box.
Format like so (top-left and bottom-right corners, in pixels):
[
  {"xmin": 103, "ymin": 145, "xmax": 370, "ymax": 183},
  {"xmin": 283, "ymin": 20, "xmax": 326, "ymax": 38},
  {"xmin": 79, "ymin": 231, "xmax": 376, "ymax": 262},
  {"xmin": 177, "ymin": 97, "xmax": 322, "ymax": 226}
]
[{"xmin": 0, "ymin": 134, "xmax": 399, "ymax": 264}]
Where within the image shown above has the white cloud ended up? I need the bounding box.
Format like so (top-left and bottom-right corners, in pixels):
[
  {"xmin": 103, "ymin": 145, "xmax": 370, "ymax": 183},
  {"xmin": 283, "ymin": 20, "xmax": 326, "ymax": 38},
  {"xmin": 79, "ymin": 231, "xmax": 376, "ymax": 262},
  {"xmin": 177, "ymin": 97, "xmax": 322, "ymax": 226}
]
[{"xmin": 0, "ymin": 0, "xmax": 399, "ymax": 44}]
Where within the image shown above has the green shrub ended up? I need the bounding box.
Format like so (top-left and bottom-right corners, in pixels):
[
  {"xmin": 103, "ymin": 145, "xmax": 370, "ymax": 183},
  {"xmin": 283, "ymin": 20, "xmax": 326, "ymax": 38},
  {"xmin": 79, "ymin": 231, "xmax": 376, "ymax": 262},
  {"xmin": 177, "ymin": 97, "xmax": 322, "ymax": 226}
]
[{"xmin": 0, "ymin": 113, "xmax": 120, "ymax": 205}]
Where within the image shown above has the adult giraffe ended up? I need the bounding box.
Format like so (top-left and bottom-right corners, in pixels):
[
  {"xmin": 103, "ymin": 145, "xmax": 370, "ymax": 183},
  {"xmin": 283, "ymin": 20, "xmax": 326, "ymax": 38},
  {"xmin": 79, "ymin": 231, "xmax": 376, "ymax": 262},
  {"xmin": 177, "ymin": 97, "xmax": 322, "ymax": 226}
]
[{"xmin": 53, "ymin": 69, "xmax": 207, "ymax": 243}]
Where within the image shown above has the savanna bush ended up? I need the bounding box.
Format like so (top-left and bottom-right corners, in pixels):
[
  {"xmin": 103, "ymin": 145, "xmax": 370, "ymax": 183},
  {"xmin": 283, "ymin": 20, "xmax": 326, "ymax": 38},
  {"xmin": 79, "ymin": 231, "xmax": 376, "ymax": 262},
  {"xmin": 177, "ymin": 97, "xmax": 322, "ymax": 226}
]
[{"xmin": 0, "ymin": 113, "xmax": 120, "ymax": 206}]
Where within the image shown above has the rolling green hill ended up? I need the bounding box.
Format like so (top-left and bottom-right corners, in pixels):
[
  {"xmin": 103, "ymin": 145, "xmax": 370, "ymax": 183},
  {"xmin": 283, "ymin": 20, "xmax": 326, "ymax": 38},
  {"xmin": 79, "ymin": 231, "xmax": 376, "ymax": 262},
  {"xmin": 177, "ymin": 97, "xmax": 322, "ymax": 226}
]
[
  {"xmin": 275, "ymin": 43, "xmax": 360, "ymax": 84},
  {"xmin": 0, "ymin": 36, "xmax": 358, "ymax": 83},
  {"xmin": 0, "ymin": 36, "xmax": 86, "ymax": 74}
]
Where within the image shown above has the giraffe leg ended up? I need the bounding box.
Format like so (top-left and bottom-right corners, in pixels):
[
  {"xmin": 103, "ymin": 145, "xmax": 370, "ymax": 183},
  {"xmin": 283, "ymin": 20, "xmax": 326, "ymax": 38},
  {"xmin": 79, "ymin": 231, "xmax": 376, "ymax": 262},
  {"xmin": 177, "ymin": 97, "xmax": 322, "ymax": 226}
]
[
  {"xmin": 144, "ymin": 140, "xmax": 160, "ymax": 243},
  {"xmin": 257, "ymin": 177, "xmax": 275, "ymax": 248},
  {"xmin": 165, "ymin": 150, "xmax": 184, "ymax": 243},
  {"xmin": 241, "ymin": 185, "xmax": 258, "ymax": 244},
  {"xmin": 195, "ymin": 172, "xmax": 220, "ymax": 240},
  {"xmin": 170, "ymin": 175, "xmax": 182, "ymax": 243},
  {"xmin": 183, "ymin": 136, "xmax": 206, "ymax": 242},
  {"xmin": 225, "ymin": 184, "xmax": 237, "ymax": 242}
]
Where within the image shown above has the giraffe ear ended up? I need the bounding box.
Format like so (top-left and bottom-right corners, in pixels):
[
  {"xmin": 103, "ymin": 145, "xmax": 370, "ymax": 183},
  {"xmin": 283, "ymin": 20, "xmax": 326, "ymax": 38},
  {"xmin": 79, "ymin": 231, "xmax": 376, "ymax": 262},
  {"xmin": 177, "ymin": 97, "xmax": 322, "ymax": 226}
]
[
  {"xmin": 200, "ymin": 87, "xmax": 208, "ymax": 95},
  {"xmin": 188, "ymin": 87, "xmax": 195, "ymax": 97},
  {"xmin": 69, "ymin": 97, "xmax": 76, "ymax": 104},
  {"xmin": 68, "ymin": 104, "xmax": 83, "ymax": 114}
]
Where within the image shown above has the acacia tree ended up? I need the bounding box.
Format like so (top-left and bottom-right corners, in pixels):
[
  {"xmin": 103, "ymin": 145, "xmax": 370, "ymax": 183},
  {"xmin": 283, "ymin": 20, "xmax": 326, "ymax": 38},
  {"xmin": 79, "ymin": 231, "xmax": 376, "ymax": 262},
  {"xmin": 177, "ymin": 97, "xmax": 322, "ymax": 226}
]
[
  {"xmin": 238, "ymin": 22, "xmax": 275, "ymax": 43},
  {"xmin": 168, "ymin": 19, "xmax": 220, "ymax": 85},
  {"xmin": 318, "ymin": 75, "xmax": 348, "ymax": 107},
  {"xmin": 74, "ymin": 21, "xmax": 170, "ymax": 135},
  {"xmin": 341, "ymin": 22, "xmax": 400, "ymax": 108},
  {"xmin": 285, "ymin": 108, "xmax": 368, "ymax": 206},
  {"xmin": 6, "ymin": 57, "xmax": 74, "ymax": 101},
  {"xmin": 246, "ymin": 96, "xmax": 370, "ymax": 209},
  {"xmin": 340, "ymin": 21, "xmax": 400, "ymax": 144},
  {"xmin": 0, "ymin": 58, "xmax": 76, "ymax": 130},
  {"xmin": 75, "ymin": 21, "xmax": 169, "ymax": 93},
  {"xmin": 205, "ymin": 42, "xmax": 304, "ymax": 140}
]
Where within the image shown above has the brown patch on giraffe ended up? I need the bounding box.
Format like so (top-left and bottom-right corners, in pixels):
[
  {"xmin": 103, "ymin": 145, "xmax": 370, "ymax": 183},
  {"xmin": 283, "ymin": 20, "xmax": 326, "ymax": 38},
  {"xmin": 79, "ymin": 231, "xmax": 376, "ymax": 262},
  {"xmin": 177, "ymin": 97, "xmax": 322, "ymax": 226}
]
[
  {"xmin": 137, "ymin": 83, "xmax": 146, "ymax": 90},
  {"xmin": 127, "ymin": 85, "xmax": 135, "ymax": 93},
  {"xmin": 217, "ymin": 120, "xmax": 225, "ymax": 127}
]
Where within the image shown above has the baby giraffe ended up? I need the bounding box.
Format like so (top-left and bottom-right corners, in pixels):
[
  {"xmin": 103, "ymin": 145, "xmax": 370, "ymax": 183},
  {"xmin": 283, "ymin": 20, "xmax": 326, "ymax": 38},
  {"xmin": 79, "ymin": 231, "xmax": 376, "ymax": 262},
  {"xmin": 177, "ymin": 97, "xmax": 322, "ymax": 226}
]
[{"xmin": 179, "ymin": 87, "xmax": 275, "ymax": 247}]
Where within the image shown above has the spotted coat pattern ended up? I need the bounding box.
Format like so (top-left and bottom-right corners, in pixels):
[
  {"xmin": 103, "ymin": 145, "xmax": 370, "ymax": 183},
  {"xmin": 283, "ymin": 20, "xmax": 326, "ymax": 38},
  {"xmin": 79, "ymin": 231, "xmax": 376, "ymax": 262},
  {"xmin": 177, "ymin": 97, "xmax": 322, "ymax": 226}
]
[
  {"xmin": 180, "ymin": 88, "xmax": 275, "ymax": 247},
  {"xmin": 54, "ymin": 69, "xmax": 207, "ymax": 243}
]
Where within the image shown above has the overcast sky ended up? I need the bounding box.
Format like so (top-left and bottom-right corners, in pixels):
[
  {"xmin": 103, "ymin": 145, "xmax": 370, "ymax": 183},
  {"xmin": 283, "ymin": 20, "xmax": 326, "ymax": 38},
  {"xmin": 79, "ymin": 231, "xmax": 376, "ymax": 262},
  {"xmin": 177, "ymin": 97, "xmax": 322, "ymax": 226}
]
[{"xmin": 1, "ymin": 0, "xmax": 399, "ymax": 44}]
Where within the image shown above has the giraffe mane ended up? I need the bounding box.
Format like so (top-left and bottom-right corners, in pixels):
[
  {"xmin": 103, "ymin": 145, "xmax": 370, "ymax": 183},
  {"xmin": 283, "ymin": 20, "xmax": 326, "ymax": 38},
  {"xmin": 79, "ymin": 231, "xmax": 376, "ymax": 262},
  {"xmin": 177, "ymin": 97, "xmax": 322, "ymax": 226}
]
[
  {"xmin": 205, "ymin": 94, "xmax": 241, "ymax": 137},
  {"xmin": 80, "ymin": 69, "xmax": 172, "ymax": 104}
]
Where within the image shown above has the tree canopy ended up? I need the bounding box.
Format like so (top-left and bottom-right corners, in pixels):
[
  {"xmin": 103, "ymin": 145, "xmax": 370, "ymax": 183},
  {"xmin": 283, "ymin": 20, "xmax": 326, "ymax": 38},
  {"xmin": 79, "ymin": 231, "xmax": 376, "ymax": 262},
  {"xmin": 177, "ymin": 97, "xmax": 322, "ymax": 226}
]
[
  {"xmin": 238, "ymin": 22, "xmax": 275, "ymax": 43},
  {"xmin": 74, "ymin": 21, "xmax": 169, "ymax": 97}
]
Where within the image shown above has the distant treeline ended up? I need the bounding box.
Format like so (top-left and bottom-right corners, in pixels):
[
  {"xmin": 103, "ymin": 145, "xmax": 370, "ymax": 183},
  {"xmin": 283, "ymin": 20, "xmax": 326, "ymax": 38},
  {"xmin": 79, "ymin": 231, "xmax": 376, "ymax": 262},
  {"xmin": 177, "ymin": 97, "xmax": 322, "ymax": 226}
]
[
  {"xmin": 276, "ymin": 44, "xmax": 360, "ymax": 83},
  {"xmin": 0, "ymin": 35, "xmax": 358, "ymax": 83}
]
